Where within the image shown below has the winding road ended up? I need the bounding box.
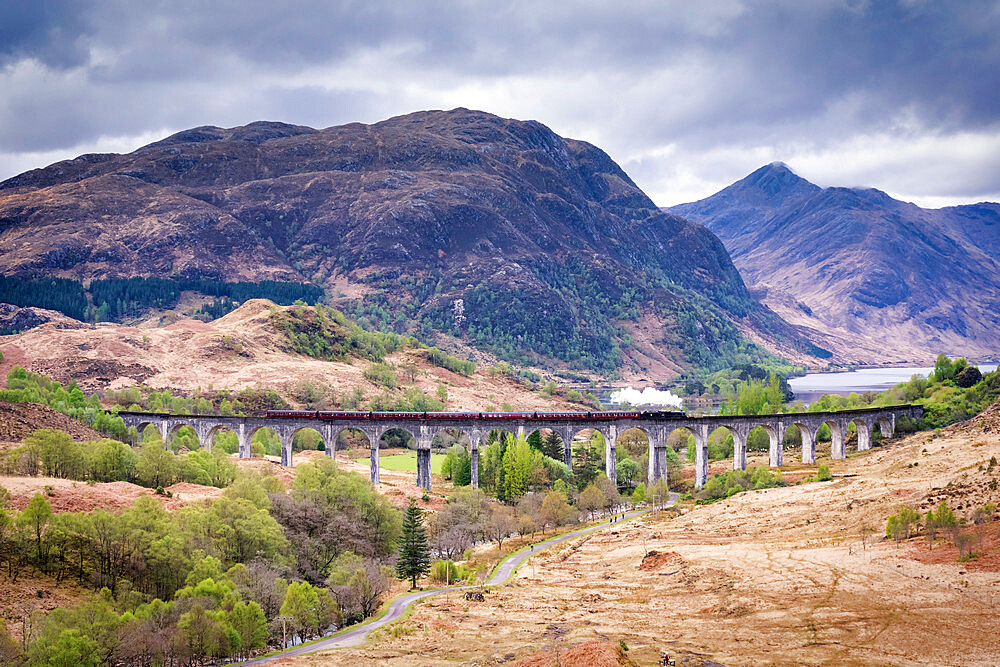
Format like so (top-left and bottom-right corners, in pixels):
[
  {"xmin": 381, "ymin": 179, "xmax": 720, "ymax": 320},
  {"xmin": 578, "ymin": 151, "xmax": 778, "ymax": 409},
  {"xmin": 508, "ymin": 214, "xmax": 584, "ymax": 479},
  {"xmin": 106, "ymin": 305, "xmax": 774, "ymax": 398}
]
[{"xmin": 243, "ymin": 493, "xmax": 678, "ymax": 664}]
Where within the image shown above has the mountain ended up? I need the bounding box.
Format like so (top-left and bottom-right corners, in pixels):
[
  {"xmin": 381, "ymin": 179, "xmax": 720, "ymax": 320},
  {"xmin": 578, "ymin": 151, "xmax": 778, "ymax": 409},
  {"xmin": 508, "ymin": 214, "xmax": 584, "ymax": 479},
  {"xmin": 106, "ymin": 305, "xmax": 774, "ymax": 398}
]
[
  {"xmin": 0, "ymin": 110, "xmax": 825, "ymax": 376},
  {"xmin": 670, "ymin": 163, "xmax": 1000, "ymax": 361}
]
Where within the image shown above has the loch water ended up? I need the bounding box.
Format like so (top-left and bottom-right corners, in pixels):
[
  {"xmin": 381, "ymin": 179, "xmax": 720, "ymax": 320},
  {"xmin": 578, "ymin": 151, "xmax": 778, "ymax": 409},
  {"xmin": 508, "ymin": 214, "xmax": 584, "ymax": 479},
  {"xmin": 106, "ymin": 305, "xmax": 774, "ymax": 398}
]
[{"xmin": 789, "ymin": 364, "xmax": 999, "ymax": 405}]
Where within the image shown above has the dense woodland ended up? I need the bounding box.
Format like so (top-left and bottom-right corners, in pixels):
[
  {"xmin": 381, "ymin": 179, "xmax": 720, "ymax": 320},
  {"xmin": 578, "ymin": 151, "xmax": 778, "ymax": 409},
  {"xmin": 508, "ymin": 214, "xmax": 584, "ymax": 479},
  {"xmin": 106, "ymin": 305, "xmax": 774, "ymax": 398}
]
[{"xmin": 0, "ymin": 275, "xmax": 322, "ymax": 325}]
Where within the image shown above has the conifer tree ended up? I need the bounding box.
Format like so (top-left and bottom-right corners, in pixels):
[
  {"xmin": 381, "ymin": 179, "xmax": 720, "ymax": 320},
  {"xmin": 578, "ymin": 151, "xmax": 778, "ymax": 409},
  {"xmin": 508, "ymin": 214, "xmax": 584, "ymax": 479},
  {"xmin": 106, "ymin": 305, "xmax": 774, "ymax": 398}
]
[{"xmin": 396, "ymin": 500, "xmax": 430, "ymax": 589}]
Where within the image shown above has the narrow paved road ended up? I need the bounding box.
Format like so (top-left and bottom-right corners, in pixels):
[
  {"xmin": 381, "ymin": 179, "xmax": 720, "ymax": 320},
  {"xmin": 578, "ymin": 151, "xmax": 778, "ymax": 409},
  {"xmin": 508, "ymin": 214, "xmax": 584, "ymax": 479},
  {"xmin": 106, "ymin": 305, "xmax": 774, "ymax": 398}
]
[{"xmin": 243, "ymin": 493, "xmax": 678, "ymax": 664}]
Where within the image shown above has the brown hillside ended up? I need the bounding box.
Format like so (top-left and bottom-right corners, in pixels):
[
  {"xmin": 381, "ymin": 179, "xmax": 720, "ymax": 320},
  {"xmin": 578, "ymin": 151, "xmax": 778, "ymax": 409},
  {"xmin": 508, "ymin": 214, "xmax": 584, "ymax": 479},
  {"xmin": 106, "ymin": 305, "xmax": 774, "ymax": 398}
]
[
  {"xmin": 0, "ymin": 300, "xmax": 578, "ymax": 411},
  {"xmin": 0, "ymin": 402, "xmax": 104, "ymax": 443},
  {"xmin": 316, "ymin": 408, "xmax": 1000, "ymax": 666}
]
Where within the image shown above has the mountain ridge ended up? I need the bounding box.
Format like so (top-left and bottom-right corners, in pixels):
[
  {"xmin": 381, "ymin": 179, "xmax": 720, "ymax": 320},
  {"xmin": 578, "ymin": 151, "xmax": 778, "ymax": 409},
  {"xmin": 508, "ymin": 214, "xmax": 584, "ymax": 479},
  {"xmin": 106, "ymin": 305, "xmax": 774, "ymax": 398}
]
[
  {"xmin": 0, "ymin": 109, "xmax": 827, "ymax": 377},
  {"xmin": 670, "ymin": 164, "xmax": 1000, "ymax": 361}
]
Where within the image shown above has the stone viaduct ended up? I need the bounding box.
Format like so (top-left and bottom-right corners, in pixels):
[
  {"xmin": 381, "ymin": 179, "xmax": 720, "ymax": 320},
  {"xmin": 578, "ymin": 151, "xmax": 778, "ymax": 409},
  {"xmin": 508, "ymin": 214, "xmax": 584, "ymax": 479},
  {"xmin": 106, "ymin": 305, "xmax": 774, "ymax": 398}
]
[{"xmin": 118, "ymin": 405, "xmax": 923, "ymax": 491}]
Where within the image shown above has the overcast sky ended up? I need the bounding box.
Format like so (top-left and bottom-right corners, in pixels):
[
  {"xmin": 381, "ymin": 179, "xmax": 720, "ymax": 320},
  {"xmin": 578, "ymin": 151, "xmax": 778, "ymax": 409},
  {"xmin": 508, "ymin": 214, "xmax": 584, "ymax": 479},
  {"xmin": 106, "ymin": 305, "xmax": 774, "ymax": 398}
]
[{"xmin": 1, "ymin": 1, "xmax": 998, "ymax": 207}]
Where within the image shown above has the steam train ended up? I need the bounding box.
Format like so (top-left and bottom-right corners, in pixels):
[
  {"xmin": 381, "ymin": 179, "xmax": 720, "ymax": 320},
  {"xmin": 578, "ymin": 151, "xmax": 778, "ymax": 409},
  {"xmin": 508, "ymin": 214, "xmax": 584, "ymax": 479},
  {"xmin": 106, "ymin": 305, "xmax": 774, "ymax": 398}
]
[{"xmin": 264, "ymin": 410, "xmax": 684, "ymax": 420}]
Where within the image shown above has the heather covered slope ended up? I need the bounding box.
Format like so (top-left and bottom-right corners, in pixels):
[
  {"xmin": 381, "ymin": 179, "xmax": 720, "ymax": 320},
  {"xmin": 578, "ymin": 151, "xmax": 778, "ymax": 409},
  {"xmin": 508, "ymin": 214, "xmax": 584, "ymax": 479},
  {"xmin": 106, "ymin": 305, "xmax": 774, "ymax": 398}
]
[
  {"xmin": 671, "ymin": 163, "xmax": 1000, "ymax": 362},
  {"xmin": 0, "ymin": 110, "xmax": 824, "ymax": 375}
]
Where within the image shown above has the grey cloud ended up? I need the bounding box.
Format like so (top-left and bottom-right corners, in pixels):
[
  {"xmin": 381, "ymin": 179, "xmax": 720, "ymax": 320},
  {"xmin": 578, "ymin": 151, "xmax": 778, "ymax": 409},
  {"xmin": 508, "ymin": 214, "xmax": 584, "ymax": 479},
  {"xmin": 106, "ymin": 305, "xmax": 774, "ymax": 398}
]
[{"xmin": 0, "ymin": 0, "xmax": 998, "ymax": 203}]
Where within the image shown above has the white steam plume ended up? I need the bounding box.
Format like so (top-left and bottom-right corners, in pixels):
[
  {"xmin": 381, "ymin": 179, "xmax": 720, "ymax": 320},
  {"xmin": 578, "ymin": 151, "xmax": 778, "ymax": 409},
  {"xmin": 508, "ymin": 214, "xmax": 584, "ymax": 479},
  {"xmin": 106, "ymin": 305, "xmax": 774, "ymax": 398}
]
[{"xmin": 608, "ymin": 386, "xmax": 682, "ymax": 407}]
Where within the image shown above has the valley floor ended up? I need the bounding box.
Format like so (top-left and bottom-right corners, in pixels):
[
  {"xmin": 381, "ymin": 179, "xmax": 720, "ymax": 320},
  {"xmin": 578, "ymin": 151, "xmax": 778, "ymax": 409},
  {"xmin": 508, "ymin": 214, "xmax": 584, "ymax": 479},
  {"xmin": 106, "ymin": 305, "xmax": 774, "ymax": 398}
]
[{"xmin": 284, "ymin": 413, "xmax": 1000, "ymax": 666}]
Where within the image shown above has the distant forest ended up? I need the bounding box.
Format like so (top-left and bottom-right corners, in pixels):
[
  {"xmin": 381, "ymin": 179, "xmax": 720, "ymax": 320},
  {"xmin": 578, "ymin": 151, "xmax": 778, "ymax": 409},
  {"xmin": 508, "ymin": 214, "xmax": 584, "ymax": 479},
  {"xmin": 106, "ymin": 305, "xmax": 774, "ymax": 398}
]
[{"xmin": 0, "ymin": 275, "xmax": 324, "ymax": 322}]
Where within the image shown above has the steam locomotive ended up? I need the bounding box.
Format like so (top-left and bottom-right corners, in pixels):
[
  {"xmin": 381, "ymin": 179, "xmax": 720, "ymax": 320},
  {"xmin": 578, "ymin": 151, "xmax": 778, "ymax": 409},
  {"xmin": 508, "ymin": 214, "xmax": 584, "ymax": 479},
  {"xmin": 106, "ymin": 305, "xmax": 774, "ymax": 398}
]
[{"xmin": 264, "ymin": 410, "xmax": 684, "ymax": 420}]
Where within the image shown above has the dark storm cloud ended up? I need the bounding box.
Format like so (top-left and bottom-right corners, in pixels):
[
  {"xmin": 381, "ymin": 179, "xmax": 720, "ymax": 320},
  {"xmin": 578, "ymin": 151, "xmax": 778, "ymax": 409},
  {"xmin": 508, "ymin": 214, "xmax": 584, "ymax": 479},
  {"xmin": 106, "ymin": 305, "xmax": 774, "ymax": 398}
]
[{"xmin": 1, "ymin": 0, "xmax": 998, "ymax": 205}]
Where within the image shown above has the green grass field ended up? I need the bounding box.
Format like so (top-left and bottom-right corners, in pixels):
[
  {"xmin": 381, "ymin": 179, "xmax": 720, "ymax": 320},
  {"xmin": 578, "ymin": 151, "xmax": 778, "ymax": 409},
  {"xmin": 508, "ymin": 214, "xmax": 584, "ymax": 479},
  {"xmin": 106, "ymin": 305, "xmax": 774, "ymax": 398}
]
[{"xmin": 354, "ymin": 451, "xmax": 446, "ymax": 474}]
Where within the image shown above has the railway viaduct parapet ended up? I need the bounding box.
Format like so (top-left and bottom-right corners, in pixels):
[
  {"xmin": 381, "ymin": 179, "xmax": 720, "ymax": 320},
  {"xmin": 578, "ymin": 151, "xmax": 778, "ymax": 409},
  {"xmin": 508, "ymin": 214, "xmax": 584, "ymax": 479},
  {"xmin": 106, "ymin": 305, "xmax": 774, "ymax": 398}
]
[{"xmin": 119, "ymin": 405, "xmax": 923, "ymax": 491}]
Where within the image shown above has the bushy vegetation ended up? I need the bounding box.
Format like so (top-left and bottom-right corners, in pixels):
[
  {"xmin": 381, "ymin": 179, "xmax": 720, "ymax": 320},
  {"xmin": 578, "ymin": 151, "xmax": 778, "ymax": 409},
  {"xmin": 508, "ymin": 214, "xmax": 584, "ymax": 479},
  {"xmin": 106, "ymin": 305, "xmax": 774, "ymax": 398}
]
[
  {"xmin": 0, "ymin": 453, "xmax": 405, "ymax": 663},
  {"xmin": 1, "ymin": 367, "xmax": 127, "ymax": 439},
  {"xmin": 273, "ymin": 303, "xmax": 413, "ymax": 363},
  {"xmin": 698, "ymin": 466, "xmax": 785, "ymax": 502},
  {"xmin": 423, "ymin": 347, "xmax": 475, "ymax": 376},
  {"xmin": 883, "ymin": 500, "xmax": 994, "ymax": 562}
]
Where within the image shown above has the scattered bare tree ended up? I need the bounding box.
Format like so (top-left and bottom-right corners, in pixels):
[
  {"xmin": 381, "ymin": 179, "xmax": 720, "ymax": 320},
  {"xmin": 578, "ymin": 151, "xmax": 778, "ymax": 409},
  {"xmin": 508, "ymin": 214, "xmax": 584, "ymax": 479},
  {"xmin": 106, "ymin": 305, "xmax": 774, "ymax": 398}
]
[
  {"xmin": 956, "ymin": 532, "xmax": 977, "ymax": 560},
  {"xmin": 858, "ymin": 525, "xmax": 874, "ymax": 551},
  {"xmin": 485, "ymin": 504, "xmax": 517, "ymax": 552}
]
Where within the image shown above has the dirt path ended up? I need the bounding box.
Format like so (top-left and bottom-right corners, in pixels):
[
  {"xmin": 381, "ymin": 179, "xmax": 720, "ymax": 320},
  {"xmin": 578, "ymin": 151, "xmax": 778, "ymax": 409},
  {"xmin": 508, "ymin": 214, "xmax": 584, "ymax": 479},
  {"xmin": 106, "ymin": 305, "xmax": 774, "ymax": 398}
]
[{"xmin": 241, "ymin": 495, "xmax": 678, "ymax": 665}]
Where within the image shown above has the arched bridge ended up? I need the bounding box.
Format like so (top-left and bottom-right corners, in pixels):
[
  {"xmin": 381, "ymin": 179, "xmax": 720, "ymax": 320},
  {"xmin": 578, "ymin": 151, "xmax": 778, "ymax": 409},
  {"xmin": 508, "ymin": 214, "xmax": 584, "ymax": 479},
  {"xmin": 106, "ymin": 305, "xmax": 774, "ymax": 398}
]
[{"xmin": 118, "ymin": 405, "xmax": 923, "ymax": 491}]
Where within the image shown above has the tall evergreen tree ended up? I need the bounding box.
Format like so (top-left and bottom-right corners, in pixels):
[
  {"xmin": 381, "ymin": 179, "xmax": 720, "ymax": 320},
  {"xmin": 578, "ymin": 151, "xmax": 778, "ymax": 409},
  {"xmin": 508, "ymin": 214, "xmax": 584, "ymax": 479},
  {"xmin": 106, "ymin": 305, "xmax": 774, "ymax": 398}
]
[{"xmin": 395, "ymin": 500, "xmax": 430, "ymax": 589}]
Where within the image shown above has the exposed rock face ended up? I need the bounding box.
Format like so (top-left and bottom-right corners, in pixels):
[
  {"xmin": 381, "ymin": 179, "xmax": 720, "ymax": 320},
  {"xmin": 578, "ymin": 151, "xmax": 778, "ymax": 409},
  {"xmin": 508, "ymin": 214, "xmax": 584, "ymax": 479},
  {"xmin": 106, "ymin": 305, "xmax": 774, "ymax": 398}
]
[
  {"xmin": 0, "ymin": 303, "xmax": 79, "ymax": 335},
  {"xmin": 0, "ymin": 110, "xmax": 820, "ymax": 373},
  {"xmin": 671, "ymin": 163, "xmax": 1000, "ymax": 361}
]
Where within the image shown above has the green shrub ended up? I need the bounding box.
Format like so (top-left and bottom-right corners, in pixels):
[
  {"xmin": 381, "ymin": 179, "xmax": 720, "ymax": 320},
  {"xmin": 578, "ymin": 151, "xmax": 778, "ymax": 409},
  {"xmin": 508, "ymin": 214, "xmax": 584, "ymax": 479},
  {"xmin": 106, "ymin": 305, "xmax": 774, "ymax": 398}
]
[
  {"xmin": 364, "ymin": 363, "xmax": 399, "ymax": 389},
  {"xmin": 424, "ymin": 348, "xmax": 475, "ymax": 376},
  {"xmin": 816, "ymin": 464, "xmax": 832, "ymax": 481}
]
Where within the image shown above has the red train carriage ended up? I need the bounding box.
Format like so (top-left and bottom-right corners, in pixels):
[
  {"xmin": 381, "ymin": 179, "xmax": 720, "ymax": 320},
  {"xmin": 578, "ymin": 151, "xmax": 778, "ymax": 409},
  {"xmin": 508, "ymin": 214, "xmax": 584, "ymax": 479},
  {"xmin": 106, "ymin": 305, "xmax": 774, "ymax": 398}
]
[
  {"xmin": 371, "ymin": 411, "xmax": 425, "ymax": 420},
  {"xmin": 317, "ymin": 411, "xmax": 371, "ymax": 419},
  {"xmin": 589, "ymin": 411, "xmax": 641, "ymax": 419},
  {"xmin": 265, "ymin": 410, "xmax": 318, "ymax": 418},
  {"xmin": 533, "ymin": 412, "xmax": 591, "ymax": 420},
  {"xmin": 480, "ymin": 412, "xmax": 534, "ymax": 420},
  {"xmin": 425, "ymin": 412, "xmax": 481, "ymax": 420}
]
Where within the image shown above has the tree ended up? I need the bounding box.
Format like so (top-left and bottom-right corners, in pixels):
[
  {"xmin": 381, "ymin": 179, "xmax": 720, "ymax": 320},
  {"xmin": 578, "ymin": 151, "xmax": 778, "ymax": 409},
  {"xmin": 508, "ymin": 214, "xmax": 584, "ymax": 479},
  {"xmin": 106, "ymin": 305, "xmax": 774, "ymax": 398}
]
[
  {"xmin": 896, "ymin": 506, "xmax": 920, "ymax": 540},
  {"xmin": 227, "ymin": 600, "xmax": 268, "ymax": 660},
  {"xmin": 485, "ymin": 503, "xmax": 517, "ymax": 552},
  {"xmin": 348, "ymin": 561, "xmax": 391, "ymax": 619},
  {"xmin": 135, "ymin": 441, "xmax": 176, "ymax": 488},
  {"xmin": 280, "ymin": 581, "xmax": 320, "ymax": 642},
  {"xmin": 177, "ymin": 603, "xmax": 223, "ymax": 661},
  {"xmin": 924, "ymin": 510, "xmax": 938, "ymax": 549},
  {"xmin": 542, "ymin": 430, "xmax": 565, "ymax": 461},
  {"xmin": 934, "ymin": 500, "xmax": 959, "ymax": 543},
  {"xmin": 594, "ymin": 473, "xmax": 620, "ymax": 513},
  {"xmin": 617, "ymin": 457, "xmax": 641, "ymax": 492},
  {"xmin": 89, "ymin": 439, "xmax": 138, "ymax": 482},
  {"xmin": 632, "ymin": 482, "xmax": 646, "ymax": 504},
  {"xmin": 19, "ymin": 492, "xmax": 53, "ymax": 567},
  {"xmin": 396, "ymin": 500, "xmax": 431, "ymax": 588},
  {"xmin": 578, "ymin": 484, "xmax": 605, "ymax": 521},
  {"xmin": 42, "ymin": 628, "xmax": 100, "ymax": 667},
  {"xmin": 650, "ymin": 479, "xmax": 670, "ymax": 509},
  {"xmin": 539, "ymin": 490, "xmax": 575, "ymax": 532},
  {"xmin": 501, "ymin": 436, "xmax": 544, "ymax": 501}
]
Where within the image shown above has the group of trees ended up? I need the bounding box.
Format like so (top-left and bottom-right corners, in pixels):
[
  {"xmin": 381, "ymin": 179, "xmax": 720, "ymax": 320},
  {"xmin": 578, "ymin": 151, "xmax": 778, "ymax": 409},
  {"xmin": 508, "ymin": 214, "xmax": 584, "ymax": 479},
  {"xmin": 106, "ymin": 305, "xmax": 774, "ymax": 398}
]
[
  {"xmin": 0, "ymin": 452, "xmax": 405, "ymax": 663},
  {"xmin": 0, "ymin": 276, "xmax": 88, "ymax": 322},
  {"xmin": 274, "ymin": 303, "xmax": 414, "ymax": 363},
  {"xmin": 698, "ymin": 466, "xmax": 786, "ymax": 502},
  {"xmin": 2, "ymin": 367, "xmax": 128, "ymax": 440},
  {"xmin": 885, "ymin": 500, "xmax": 996, "ymax": 561},
  {"xmin": 423, "ymin": 347, "xmax": 475, "ymax": 377},
  {"xmin": 440, "ymin": 428, "xmax": 670, "ymax": 499},
  {"xmin": 0, "ymin": 274, "xmax": 323, "ymax": 324},
  {"xmin": 2, "ymin": 428, "xmax": 237, "ymax": 490},
  {"xmin": 478, "ymin": 433, "xmax": 572, "ymax": 502}
]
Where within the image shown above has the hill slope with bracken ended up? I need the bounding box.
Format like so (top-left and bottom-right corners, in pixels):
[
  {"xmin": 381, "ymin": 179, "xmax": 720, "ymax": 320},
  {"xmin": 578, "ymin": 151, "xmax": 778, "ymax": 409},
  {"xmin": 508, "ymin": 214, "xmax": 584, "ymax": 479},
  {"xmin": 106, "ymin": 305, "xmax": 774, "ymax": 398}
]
[
  {"xmin": 0, "ymin": 300, "xmax": 579, "ymax": 412},
  {"xmin": 670, "ymin": 163, "xmax": 1000, "ymax": 362},
  {"xmin": 0, "ymin": 109, "xmax": 825, "ymax": 376}
]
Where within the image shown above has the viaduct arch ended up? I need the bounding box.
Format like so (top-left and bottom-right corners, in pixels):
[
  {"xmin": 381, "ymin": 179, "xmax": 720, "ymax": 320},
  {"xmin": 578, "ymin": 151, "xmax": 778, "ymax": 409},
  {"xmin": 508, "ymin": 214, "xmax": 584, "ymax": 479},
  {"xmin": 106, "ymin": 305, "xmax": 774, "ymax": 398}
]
[{"xmin": 119, "ymin": 405, "xmax": 922, "ymax": 492}]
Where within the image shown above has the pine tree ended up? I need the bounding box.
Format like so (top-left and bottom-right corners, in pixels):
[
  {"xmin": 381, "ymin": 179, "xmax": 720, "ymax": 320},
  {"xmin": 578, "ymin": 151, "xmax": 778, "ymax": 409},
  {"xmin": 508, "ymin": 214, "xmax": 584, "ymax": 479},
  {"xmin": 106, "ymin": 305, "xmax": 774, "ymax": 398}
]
[{"xmin": 396, "ymin": 500, "xmax": 431, "ymax": 589}]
